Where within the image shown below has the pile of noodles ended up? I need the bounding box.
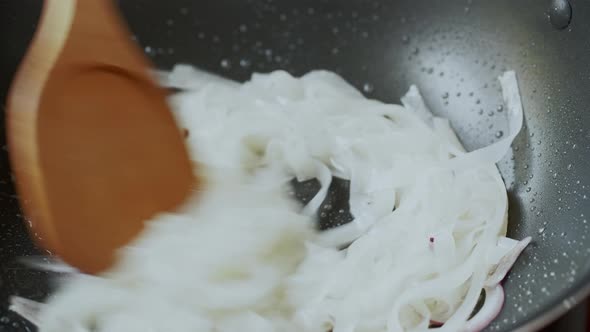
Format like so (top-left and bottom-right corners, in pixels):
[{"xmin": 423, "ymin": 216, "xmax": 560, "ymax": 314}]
[{"xmin": 11, "ymin": 67, "xmax": 530, "ymax": 332}]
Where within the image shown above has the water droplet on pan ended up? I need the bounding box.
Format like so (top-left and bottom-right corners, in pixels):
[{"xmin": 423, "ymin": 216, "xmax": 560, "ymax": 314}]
[
  {"xmin": 220, "ymin": 58, "xmax": 231, "ymax": 69},
  {"xmin": 362, "ymin": 83, "xmax": 375, "ymax": 94}
]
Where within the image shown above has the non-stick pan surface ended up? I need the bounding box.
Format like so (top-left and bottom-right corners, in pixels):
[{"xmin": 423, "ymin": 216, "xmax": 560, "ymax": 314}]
[{"xmin": 2, "ymin": 0, "xmax": 590, "ymax": 331}]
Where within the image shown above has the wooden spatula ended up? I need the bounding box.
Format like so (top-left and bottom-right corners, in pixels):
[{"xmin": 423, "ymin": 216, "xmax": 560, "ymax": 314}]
[{"xmin": 7, "ymin": 0, "xmax": 196, "ymax": 274}]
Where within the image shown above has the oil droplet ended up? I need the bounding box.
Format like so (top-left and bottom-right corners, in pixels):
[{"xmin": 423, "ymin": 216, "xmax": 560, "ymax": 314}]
[
  {"xmin": 239, "ymin": 58, "xmax": 251, "ymax": 68},
  {"xmin": 549, "ymin": 0, "xmax": 572, "ymax": 30},
  {"xmin": 495, "ymin": 131, "xmax": 504, "ymax": 138},
  {"xmin": 362, "ymin": 83, "xmax": 375, "ymax": 94},
  {"xmin": 402, "ymin": 35, "xmax": 410, "ymax": 44},
  {"xmin": 442, "ymin": 92, "xmax": 449, "ymax": 99},
  {"xmin": 497, "ymin": 105, "xmax": 504, "ymax": 112},
  {"xmin": 567, "ymin": 163, "xmax": 573, "ymax": 170},
  {"xmin": 220, "ymin": 59, "xmax": 231, "ymax": 69}
]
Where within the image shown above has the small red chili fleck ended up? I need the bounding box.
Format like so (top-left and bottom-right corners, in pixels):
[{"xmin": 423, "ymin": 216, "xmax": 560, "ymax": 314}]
[{"xmin": 429, "ymin": 236, "xmax": 435, "ymax": 243}]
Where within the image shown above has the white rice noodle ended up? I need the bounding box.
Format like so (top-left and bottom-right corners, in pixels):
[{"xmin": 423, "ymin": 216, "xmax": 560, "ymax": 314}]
[
  {"xmin": 464, "ymin": 286, "xmax": 505, "ymax": 332},
  {"xmin": 19, "ymin": 256, "xmax": 79, "ymax": 274},
  {"xmin": 9, "ymin": 296, "xmax": 44, "ymax": 326},
  {"xmin": 153, "ymin": 64, "xmax": 240, "ymax": 91},
  {"xmin": 13, "ymin": 67, "xmax": 529, "ymax": 332},
  {"xmin": 447, "ymin": 71, "xmax": 524, "ymax": 169},
  {"xmin": 485, "ymin": 236, "xmax": 532, "ymax": 287}
]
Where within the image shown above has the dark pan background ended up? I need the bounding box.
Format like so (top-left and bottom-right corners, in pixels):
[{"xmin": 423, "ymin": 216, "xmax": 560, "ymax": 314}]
[{"xmin": 2, "ymin": 0, "xmax": 590, "ymax": 331}]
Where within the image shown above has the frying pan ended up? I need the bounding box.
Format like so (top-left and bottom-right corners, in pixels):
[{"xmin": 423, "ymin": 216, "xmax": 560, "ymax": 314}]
[{"xmin": 1, "ymin": 0, "xmax": 590, "ymax": 331}]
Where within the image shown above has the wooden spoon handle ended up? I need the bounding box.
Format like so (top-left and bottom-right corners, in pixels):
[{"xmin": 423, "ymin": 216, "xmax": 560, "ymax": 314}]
[{"xmin": 8, "ymin": 0, "xmax": 195, "ymax": 273}]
